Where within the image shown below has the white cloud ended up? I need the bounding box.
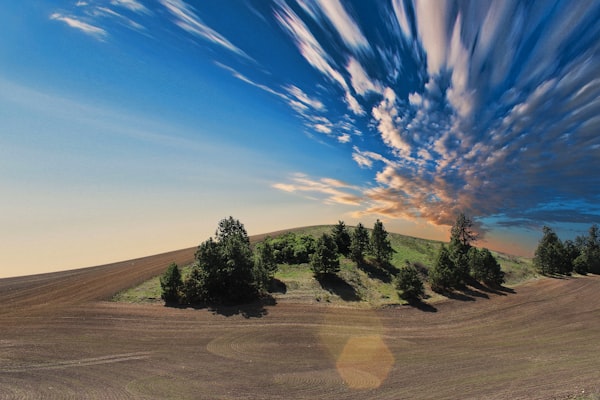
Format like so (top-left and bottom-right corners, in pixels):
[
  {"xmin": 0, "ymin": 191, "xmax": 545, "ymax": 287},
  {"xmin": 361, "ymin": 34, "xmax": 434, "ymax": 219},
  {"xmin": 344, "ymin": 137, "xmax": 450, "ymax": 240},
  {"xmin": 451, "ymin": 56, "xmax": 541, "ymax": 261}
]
[
  {"xmin": 345, "ymin": 92, "xmax": 364, "ymax": 115},
  {"xmin": 391, "ymin": 0, "xmax": 411, "ymax": 38},
  {"xmin": 413, "ymin": 0, "xmax": 453, "ymax": 75},
  {"xmin": 346, "ymin": 57, "xmax": 383, "ymax": 96},
  {"xmin": 371, "ymin": 88, "xmax": 410, "ymax": 156},
  {"xmin": 160, "ymin": 0, "xmax": 249, "ymax": 59},
  {"xmin": 273, "ymin": 174, "xmax": 363, "ymax": 206},
  {"xmin": 50, "ymin": 13, "xmax": 107, "ymax": 39},
  {"xmin": 314, "ymin": 124, "xmax": 332, "ymax": 134},
  {"xmin": 275, "ymin": 2, "xmax": 365, "ymax": 117},
  {"xmin": 337, "ymin": 133, "xmax": 351, "ymax": 143},
  {"xmin": 285, "ymin": 85, "xmax": 325, "ymax": 111},
  {"xmin": 216, "ymin": 62, "xmax": 285, "ymax": 99},
  {"xmin": 111, "ymin": 0, "xmax": 149, "ymax": 14},
  {"xmin": 275, "ymin": 2, "xmax": 346, "ymax": 89},
  {"xmin": 314, "ymin": 0, "xmax": 369, "ymax": 51}
]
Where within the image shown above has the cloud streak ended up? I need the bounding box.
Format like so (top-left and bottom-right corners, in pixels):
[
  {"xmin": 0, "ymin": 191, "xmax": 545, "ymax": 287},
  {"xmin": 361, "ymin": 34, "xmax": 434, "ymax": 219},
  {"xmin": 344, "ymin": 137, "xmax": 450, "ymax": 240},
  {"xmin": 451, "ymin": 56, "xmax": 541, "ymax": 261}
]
[
  {"xmin": 160, "ymin": 0, "xmax": 250, "ymax": 59},
  {"xmin": 50, "ymin": 13, "xmax": 107, "ymax": 39}
]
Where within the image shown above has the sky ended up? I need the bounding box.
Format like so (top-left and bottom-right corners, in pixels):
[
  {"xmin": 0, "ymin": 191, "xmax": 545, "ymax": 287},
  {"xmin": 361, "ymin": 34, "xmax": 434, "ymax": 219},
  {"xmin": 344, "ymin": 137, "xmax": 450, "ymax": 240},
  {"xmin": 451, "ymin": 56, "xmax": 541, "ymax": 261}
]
[{"xmin": 1, "ymin": 0, "xmax": 600, "ymax": 278}]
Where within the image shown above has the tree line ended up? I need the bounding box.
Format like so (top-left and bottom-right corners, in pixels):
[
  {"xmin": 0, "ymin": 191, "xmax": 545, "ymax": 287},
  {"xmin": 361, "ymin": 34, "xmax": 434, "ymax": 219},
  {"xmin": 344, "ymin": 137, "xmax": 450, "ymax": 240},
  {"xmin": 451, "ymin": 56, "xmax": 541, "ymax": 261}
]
[
  {"xmin": 533, "ymin": 224, "xmax": 600, "ymax": 275},
  {"xmin": 160, "ymin": 214, "xmax": 505, "ymax": 305}
]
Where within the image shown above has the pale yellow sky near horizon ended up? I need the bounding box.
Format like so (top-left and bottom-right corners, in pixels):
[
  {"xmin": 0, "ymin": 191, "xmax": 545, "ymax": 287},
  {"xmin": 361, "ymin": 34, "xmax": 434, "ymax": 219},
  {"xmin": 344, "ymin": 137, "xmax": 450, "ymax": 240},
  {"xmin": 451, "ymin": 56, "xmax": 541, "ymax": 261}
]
[{"xmin": 1, "ymin": 203, "xmax": 533, "ymax": 279}]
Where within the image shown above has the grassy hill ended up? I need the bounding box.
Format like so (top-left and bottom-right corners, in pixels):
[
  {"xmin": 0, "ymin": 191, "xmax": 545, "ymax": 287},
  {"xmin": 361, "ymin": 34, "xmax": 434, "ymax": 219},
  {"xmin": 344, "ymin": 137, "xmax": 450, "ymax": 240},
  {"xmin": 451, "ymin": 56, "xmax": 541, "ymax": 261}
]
[{"xmin": 113, "ymin": 225, "xmax": 536, "ymax": 307}]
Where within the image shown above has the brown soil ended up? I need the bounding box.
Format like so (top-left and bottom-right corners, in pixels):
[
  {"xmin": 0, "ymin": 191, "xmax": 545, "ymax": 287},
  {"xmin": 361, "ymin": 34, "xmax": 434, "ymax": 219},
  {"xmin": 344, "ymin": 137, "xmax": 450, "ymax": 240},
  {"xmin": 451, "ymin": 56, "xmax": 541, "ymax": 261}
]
[{"xmin": 1, "ymin": 250, "xmax": 599, "ymax": 399}]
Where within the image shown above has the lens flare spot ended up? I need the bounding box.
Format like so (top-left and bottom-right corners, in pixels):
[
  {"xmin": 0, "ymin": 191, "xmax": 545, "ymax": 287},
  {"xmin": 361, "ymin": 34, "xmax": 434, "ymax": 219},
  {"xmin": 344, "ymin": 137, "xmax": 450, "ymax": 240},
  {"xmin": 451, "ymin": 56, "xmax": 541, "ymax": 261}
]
[{"xmin": 335, "ymin": 334, "xmax": 394, "ymax": 389}]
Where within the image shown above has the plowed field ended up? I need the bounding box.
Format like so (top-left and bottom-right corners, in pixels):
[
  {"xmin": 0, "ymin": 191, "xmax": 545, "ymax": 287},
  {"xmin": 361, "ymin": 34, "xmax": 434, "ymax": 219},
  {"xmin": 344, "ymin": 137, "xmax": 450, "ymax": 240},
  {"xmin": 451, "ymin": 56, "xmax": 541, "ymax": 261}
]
[{"xmin": 1, "ymin": 249, "xmax": 599, "ymax": 399}]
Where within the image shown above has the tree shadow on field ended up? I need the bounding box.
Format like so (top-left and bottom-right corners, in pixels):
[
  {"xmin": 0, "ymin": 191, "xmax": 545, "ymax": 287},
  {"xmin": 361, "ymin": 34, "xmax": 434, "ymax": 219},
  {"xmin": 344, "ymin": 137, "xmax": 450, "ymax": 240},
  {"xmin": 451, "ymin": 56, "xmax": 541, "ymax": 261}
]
[
  {"xmin": 438, "ymin": 279, "xmax": 517, "ymax": 302},
  {"xmin": 208, "ymin": 295, "xmax": 276, "ymax": 319},
  {"xmin": 405, "ymin": 299, "xmax": 437, "ymax": 312},
  {"xmin": 357, "ymin": 260, "xmax": 399, "ymax": 283},
  {"xmin": 268, "ymin": 278, "xmax": 287, "ymax": 294},
  {"xmin": 316, "ymin": 274, "xmax": 361, "ymax": 302}
]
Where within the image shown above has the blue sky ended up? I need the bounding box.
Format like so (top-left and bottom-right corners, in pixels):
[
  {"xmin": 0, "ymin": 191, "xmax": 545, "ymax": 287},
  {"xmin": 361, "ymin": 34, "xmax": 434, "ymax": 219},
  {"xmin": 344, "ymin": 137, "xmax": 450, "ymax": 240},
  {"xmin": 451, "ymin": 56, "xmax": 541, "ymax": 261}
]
[{"xmin": 1, "ymin": 0, "xmax": 600, "ymax": 277}]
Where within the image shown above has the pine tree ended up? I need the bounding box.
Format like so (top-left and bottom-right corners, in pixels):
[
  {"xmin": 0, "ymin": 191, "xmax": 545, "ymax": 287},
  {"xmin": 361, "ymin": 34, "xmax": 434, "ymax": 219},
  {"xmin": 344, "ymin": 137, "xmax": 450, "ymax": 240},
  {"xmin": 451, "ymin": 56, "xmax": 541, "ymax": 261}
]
[
  {"xmin": 430, "ymin": 245, "xmax": 460, "ymax": 292},
  {"xmin": 332, "ymin": 221, "xmax": 351, "ymax": 256},
  {"xmin": 533, "ymin": 226, "xmax": 565, "ymax": 275},
  {"xmin": 396, "ymin": 263, "xmax": 425, "ymax": 301},
  {"xmin": 449, "ymin": 213, "xmax": 477, "ymax": 281},
  {"xmin": 469, "ymin": 248, "xmax": 505, "ymax": 285},
  {"xmin": 350, "ymin": 223, "xmax": 370, "ymax": 263},
  {"xmin": 160, "ymin": 263, "xmax": 183, "ymax": 304},
  {"xmin": 370, "ymin": 219, "xmax": 394, "ymax": 264},
  {"xmin": 310, "ymin": 233, "xmax": 339, "ymax": 277}
]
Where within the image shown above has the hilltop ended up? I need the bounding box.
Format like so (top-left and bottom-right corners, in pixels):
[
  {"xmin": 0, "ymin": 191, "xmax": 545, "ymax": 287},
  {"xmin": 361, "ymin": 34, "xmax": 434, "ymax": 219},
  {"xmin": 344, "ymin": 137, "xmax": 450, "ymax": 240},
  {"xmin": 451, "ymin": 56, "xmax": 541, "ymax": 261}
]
[{"xmin": 114, "ymin": 225, "xmax": 536, "ymax": 307}]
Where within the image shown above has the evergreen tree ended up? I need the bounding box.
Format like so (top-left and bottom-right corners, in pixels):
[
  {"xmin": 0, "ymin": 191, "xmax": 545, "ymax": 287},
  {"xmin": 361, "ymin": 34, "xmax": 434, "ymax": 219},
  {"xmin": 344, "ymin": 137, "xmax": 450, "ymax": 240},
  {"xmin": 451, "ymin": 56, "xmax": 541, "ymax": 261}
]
[
  {"xmin": 332, "ymin": 220, "xmax": 352, "ymax": 256},
  {"xmin": 160, "ymin": 263, "xmax": 183, "ymax": 304},
  {"xmin": 449, "ymin": 213, "xmax": 477, "ymax": 281},
  {"xmin": 181, "ymin": 266, "xmax": 206, "ymax": 304},
  {"xmin": 585, "ymin": 224, "xmax": 600, "ymax": 274},
  {"xmin": 430, "ymin": 245, "xmax": 460, "ymax": 292},
  {"xmin": 256, "ymin": 238, "xmax": 277, "ymax": 279},
  {"xmin": 193, "ymin": 217, "xmax": 260, "ymax": 303},
  {"xmin": 310, "ymin": 233, "xmax": 340, "ymax": 277},
  {"xmin": 396, "ymin": 263, "xmax": 425, "ymax": 301},
  {"xmin": 468, "ymin": 248, "xmax": 505, "ymax": 285},
  {"xmin": 350, "ymin": 223, "xmax": 370, "ymax": 263},
  {"xmin": 370, "ymin": 219, "xmax": 394, "ymax": 264},
  {"xmin": 573, "ymin": 224, "xmax": 600, "ymax": 274},
  {"xmin": 533, "ymin": 226, "xmax": 566, "ymax": 275}
]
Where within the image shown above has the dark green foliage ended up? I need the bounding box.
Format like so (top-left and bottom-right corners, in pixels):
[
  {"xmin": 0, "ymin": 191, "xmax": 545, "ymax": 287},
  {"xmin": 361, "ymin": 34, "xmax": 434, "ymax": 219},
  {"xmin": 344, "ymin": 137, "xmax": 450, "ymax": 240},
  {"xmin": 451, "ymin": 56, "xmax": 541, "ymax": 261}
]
[
  {"xmin": 350, "ymin": 223, "xmax": 370, "ymax": 263},
  {"xmin": 468, "ymin": 248, "xmax": 505, "ymax": 286},
  {"xmin": 533, "ymin": 224, "xmax": 600, "ymax": 276},
  {"xmin": 533, "ymin": 226, "xmax": 567, "ymax": 275},
  {"xmin": 573, "ymin": 254, "xmax": 588, "ymax": 275},
  {"xmin": 174, "ymin": 217, "xmax": 265, "ymax": 305},
  {"xmin": 269, "ymin": 232, "xmax": 316, "ymax": 264},
  {"xmin": 255, "ymin": 240, "xmax": 278, "ymax": 283},
  {"xmin": 370, "ymin": 219, "xmax": 394, "ymax": 264},
  {"xmin": 310, "ymin": 233, "xmax": 340, "ymax": 277},
  {"xmin": 160, "ymin": 263, "xmax": 183, "ymax": 303},
  {"xmin": 332, "ymin": 221, "xmax": 351, "ymax": 256},
  {"xmin": 430, "ymin": 245, "xmax": 461, "ymax": 292},
  {"xmin": 215, "ymin": 216, "xmax": 250, "ymax": 244},
  {"xmin": 181, "ymin": 266, "xmax": 206, "ymax": 304},
  {"xmin": 582, "ymin": 224, "xmax": 600, "ymax": 274},
  {"xmin": 449, "ymin": 213, "xmax": 477, "ymax": 281},
  {"xmin": 562, "ymin": 240, "xmax": 578, "ymax": 275},
  {"xmin": 396, "ymin": 263, "xmax": 425, "ymax": 301}
]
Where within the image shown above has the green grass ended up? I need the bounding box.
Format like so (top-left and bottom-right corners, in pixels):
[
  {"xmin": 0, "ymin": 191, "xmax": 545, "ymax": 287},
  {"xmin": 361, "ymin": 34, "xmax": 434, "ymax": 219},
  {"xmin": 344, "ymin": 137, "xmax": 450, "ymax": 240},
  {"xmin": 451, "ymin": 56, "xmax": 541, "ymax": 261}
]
[{"xmin": 113, "ymin": 225, "xmax": 537, "ymax": 306}]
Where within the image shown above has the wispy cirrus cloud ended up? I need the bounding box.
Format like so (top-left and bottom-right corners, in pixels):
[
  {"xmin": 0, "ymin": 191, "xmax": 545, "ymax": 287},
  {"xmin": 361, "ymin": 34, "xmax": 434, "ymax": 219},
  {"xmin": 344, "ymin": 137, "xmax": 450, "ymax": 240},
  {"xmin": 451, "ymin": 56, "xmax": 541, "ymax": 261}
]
[
  {"xmin": 274, "ymin": 1, "xmax": 364, "ymax": 116},
  {"xmin": 50, "ymin": 13, "xmax": 107, "ymax": 40},
  {"xmin": 273, "ymin": 173, "xmax": 362, "ymax": 206},
  {"xmin": 110, "ymin": 0, "xmax": 149, "ymax": 14},
  {"xmin": 160, "ymin": 0, "xmax": 250, "ymax": 59},
  {"xmin": 312, "ymin": 0, "xmax": 369, "ymax": 52}
]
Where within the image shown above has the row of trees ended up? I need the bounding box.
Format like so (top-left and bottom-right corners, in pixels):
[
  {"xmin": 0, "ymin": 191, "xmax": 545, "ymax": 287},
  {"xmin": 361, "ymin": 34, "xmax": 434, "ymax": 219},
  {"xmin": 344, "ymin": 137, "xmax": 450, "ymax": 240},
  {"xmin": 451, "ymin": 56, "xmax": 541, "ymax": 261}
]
[
  {"xmin": 309, "ymin": 220, "xmax": 395, "ymax": 277},
  {"xmin": 534, "ymin": 225, "xmax": 600, "ymax": 275}
]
